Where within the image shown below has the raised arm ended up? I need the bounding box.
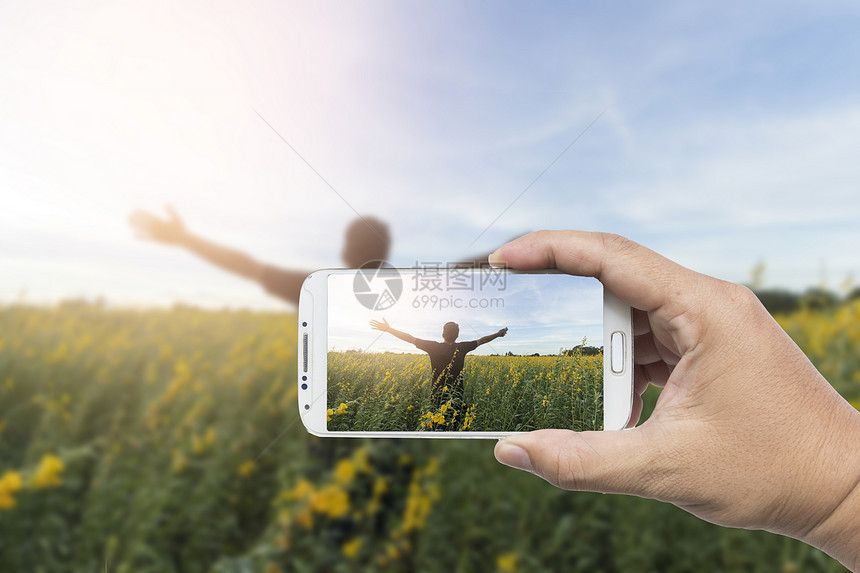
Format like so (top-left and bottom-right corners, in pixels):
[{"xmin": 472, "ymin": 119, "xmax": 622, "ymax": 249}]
[
  {"xmin": 129, "ymin": 206, "xmax": 265, "ymax": 281},
  {"xmin": 129, "ymin": 206, "xmax": 311, "ymax": 305},
  {"xmin": 370, "ymin": 318, "xmax": 417, "ymax": 346},
  {"xmin": 476, "ymin": 327, "xmax": 508, "ymax": 347}
]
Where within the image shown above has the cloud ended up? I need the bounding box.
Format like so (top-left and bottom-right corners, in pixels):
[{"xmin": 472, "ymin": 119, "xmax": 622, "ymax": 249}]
[{"xmin": 3, "ymin": 1, "xmax": 859, "ymax": 306}]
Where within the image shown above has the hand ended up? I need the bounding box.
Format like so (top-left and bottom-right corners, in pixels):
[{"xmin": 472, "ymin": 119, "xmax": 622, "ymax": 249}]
[
  {"xmin": 129, "ymin": 205, "xmax": 188, "ymax": 245},
  {"xmin": 497, "ymin": 327, "xmax": 508, "ymax": 337},
  {"xmin": 369, "ymin": 318, "xmax": 390, "ymax": 332},
  {"xmin": 489, "ymin": 231, "xmax": 860, "ymax": 569}
]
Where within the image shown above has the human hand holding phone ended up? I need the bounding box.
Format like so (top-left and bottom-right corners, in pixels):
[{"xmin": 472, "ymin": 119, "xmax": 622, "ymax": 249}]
[{"xmin": 491, "ymin": 231, "xmax": 860, "ymax": 571}]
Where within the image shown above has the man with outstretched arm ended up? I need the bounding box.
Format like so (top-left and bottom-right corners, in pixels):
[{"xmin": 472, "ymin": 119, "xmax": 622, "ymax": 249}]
[
  {"xmin": 129, "ymin": 206, "xmax": 390, "ymax": 306},
  {"xmin": 370, "ymin": 318, "xmax": 507, "ymax": 426}
]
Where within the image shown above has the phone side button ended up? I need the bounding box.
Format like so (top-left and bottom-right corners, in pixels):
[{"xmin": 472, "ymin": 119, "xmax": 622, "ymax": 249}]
[
  {"xmin": 610, "ymin": 331, "xmax": 624, "ymax": 374},
  {"xmin": 302, "ymin": 333, "xmax": 309, "ymax": 373}
]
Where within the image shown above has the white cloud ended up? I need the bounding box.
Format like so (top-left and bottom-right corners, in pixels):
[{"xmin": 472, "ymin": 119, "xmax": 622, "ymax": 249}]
[{"xmin": 3, "ymin": 0, "xmax": 859, "ymax": 307}]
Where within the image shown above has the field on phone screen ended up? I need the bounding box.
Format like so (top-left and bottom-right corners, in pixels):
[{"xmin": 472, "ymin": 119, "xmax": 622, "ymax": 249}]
[
  {"xmin": 1, "ymin": 301, "xmax": 858, "ymax": 571},
  {"xmin": 326, "ymin": 349, "xmax": 604, "ymax": 432}
]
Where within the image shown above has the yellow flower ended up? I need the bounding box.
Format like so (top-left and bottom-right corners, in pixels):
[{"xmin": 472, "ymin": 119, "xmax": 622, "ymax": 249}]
[
  {"xmin": 204, "ymin": 427, "xmax": 216, "ymax": 446},
  {"xmin": 439, "ymin": 403, "xmax": 447, "ymax": 413},
  {"xmin": 335, "ymin": 403, "xmax": 348, "ymax": 415},
  {"xmin": 297, "ymin": 509, "xmax": 314, "ymax": 529},
  {"xmin": 373, "ymin": 476, "xmax": 388, "ymax": 497},
  {"xmin": 0, "ymin": 471, "xmax": 23, "ymax": 493},
  {"xmin": 353, "ymin": 447, "xmax": 371, "ymax": 473},
  {"xmin": 0, "ymin": 492, "xmax": 15, "ymax": 510},
  {"xmin": 424, "ymin": 457, "xmax": 439, "ymax": 477},
  {"xmin": 327, "ymin": 408, "xmax": 333, "ymax": 421},
  {"xmin": 283, "ymin": 478, "xmax": 315, "ymax": 501},
  {"xmin": 32, "ymin": 454, "xmax": 64, "ymax": 489},
  {"xmin": 310, "ymin": 484, "xmax": 350, "ymax": 518},
  {"xmin": 334, "ymin": 458, "xmax": 356, "ymax": 484},
  {"xmin": 341, "ymin": 537, "xmax": 362, "ymax": 559},
  {"xmin": 237, "ymin": 459, "xmax": 256, "ymax": 478},
  {"xmin": 497, "ymin": 551, "xmax": 518, "ymax": 572},
  {"xmin": 173, "ymin": 453, "xmax": 188, "ymax": 474},
  {"xmin": 431, "ymin": 412, "xmax": 445, "ymax": 425},
  {"xmin": 0, "ymin": 470, "xmax": 24, "ymax": 509}
]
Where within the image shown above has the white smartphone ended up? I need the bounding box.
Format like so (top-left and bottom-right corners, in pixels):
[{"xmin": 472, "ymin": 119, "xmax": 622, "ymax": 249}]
[{"xmin": 297, "ymin": 266, "xmax": 633, "ymax": 438}]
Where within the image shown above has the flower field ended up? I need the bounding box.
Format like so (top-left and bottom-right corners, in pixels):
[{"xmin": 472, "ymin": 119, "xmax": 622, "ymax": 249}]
[
  {"xmin": 327, "ymin": 351, "xmax": 603, "ymax": 433},
  {"xmin": 1, "ymin": 299, "xmax": 858, "ymax": 572}
]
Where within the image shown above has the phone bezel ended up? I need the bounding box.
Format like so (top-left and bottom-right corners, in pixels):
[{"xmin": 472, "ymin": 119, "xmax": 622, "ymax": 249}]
[{"xmin": 297, "ymin": 268, "xmax": 633, "ymax": 438}]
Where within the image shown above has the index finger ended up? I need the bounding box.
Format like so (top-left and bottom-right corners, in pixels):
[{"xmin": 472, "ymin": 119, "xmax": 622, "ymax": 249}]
[{"xmin": 488, "ymin": 230, "xmax": 702, "ymax": 313}]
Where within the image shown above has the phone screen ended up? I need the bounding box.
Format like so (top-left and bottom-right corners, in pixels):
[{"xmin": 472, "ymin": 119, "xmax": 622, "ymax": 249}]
[{"xmin": 323, "ymin": 267, "xmax": 606, "ymax": 433}]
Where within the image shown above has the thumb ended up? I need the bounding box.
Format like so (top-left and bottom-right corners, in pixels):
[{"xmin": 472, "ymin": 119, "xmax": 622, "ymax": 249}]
[{"xmin": 494, "ymin": 428, "xmax": 660, "ymax": 497}]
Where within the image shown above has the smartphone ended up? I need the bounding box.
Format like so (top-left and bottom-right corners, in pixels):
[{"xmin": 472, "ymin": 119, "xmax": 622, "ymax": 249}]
[{"xmin": 297, "ymin": 266, "xmax": 633, "ymax": 438}]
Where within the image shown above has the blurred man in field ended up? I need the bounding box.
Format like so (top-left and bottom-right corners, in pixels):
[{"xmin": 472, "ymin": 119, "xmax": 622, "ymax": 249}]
[
  {"xmin": 129, "ymin": 206, "xmax": 390, "ymax": 305},
  {"xmin": 370, "ymin": 318, "xmax": 507, "ymax": 429}
]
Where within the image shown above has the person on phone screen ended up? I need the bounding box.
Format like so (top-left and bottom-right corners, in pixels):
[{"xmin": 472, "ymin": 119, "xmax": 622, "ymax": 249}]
[
  {"xmin": 128, "ymin": 206, "xmax": 391, "ymax": 306},
  {"xmin": 370, "ymin": 318, "xmax": 507, "ymax": 428}
]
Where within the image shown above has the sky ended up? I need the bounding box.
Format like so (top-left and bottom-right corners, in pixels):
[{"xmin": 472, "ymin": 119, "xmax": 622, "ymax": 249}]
[
  {"xmin": 327, "ymin": 271, "xmax": 603, "ymax": 355},
  {"xmin": 2, "ymin": 0, "xmax": 859, "ymax": 309}
]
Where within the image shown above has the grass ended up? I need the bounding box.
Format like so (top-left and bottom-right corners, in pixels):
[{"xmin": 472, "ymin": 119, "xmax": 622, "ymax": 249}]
[
  {"xmin": 0, "ymin": 300, "xmax": 857, "ymax": 572},
  {"xmin": 327, "ymin": 351, "xmax": 603, "ymax": 433}
]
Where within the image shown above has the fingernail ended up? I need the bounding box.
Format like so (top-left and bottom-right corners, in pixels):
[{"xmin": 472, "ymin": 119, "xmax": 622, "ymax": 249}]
[
  {"xmin": 487, "ymin": 250, "xmax": 504, "ymax": 268},
  {"xmin": 495, "ymin": 441, "xmax": 533, "ymax": 472}
]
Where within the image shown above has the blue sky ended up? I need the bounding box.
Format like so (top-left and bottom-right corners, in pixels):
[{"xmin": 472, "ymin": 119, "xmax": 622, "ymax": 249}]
[
  {"xmin": 2, "ymin": 0, "xmax": 859, "ymax": 309},
  {"xmin": 327, "ymin": 272, "xmax": 603, "ymax": 356}
]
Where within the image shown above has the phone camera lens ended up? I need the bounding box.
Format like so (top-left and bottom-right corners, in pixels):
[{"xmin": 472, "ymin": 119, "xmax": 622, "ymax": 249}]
[
  {"xmin": 302, "ymin": 321, "xmax": 308, "ymax": 327},
  {"xmin": 304, "ymin": 404, "xmax": 310, "ymax": 410},
  {"xmin": 302, "ymin": 375, "xmax": 307, "ymax": 381},
  {"xmin": 301, "ymin": 383, "xmax": 308, "ymax": 390}
]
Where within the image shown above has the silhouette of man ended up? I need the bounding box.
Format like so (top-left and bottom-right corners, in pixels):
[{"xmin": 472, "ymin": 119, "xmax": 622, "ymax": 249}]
[
  {"xmin": 129, "ymin": 206, "xmax": 390, "ymax": 306},
  {"xmin": 370, "ymin": 318, "xmax": 507, "ymax": 412}
]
